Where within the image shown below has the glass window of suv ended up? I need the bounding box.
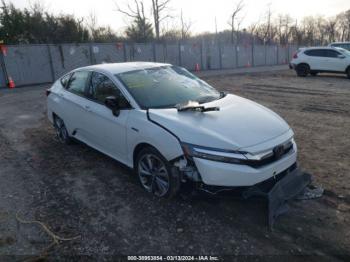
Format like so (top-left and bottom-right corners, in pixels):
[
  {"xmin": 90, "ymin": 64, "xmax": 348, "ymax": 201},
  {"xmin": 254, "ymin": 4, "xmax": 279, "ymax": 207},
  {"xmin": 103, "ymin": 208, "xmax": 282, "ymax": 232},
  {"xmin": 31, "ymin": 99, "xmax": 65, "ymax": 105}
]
[
  {"xmin": 325, "ymin": 49, "xmax": 341, "ymax": 58},
  {"xmin": 88, "ymin": 72, "xmax": 130, "ymax": 107},
  {"xmin": 66, "ymin": 71, "xmax": 90, "ymax": 96},
  {"xmin": 304, "ymin": 49, "xmax": 326, "ymax": 57},
  {"xmin": 331, "ymin": 43, "xmax": 350, "ymax": 51}
]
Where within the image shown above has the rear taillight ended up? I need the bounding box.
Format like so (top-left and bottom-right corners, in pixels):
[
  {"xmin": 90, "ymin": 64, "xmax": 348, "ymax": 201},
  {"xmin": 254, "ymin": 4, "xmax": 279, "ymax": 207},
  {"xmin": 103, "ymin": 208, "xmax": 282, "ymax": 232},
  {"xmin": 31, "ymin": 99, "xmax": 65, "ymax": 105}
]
[
  {"xmin": 292, "ymin": 52, "xmax": 298, "ymax": 59},
  {"xmin": 46, "ymin": 89, "xmax": 51, "ymax": 96}
]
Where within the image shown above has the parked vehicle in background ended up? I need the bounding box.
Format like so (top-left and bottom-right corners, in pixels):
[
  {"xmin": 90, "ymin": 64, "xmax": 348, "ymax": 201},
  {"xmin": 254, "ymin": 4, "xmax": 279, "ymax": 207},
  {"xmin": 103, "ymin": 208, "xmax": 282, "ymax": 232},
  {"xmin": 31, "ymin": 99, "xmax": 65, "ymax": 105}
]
[
  {"xmin": 47, "ymin": 62, "xmax": 306, "ymax": 201},
  {"xmin": 290, "ymin": 47, "xmax": 350, "ymax": 78},
  {"xmin": 329, "ymin": 42, "xmax": 350, "ymax": 51}
]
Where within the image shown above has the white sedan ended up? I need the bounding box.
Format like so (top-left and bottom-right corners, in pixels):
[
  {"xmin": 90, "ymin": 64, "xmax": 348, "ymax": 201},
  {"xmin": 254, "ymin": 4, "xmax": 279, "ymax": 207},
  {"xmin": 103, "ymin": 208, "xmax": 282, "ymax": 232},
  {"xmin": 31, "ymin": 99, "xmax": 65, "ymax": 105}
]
[{"xmin": 47, "ymin": 62, "xmax": 303, "ymax": 199}]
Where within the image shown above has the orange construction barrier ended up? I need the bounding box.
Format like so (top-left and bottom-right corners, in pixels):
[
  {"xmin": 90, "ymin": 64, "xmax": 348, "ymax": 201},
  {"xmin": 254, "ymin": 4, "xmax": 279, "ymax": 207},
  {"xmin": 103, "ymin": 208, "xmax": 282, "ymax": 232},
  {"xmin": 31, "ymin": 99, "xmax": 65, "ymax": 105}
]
[
  {"xmin": 8, "ymin": 77, "xmax": 15, "ymax": 89},
  {"xmin": 195, "ymin": 63, "xmax": 200, "ymax": 72}
]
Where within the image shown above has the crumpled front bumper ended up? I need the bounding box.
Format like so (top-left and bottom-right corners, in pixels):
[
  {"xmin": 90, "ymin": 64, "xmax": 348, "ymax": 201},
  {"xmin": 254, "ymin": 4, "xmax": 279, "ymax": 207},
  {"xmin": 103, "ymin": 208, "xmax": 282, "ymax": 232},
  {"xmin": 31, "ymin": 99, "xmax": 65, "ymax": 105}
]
[{"xmin": 242, "ymin": 167, "xmax": 311, "ymax": 228}]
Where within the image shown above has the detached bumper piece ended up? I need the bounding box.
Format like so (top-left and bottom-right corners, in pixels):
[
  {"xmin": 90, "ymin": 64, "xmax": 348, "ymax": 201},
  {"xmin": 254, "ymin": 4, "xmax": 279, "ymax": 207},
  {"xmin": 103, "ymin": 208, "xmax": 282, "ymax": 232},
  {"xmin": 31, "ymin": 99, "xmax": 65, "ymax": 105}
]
[{"xmin": 243, "ymin": 167, "xmax": 311, "ymax": 229}]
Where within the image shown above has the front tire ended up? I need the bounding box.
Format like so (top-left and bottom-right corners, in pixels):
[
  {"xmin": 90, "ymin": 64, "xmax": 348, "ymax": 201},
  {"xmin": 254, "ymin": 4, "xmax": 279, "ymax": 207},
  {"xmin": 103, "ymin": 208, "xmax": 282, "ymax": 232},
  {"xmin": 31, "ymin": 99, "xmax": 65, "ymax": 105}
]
[
  {"xmin": 296, "ymin": 64, "xmax": 310, "ymax": 77},
  {"xmin": 53, "ymin": 116, "xmax": 72, "ymax": 144},
  {"xmin": 346, "ymin": 68, "xmax": 350, "ymax": 79},
  {"xmin": 135, "ymin": 147, "xmax": 180, "ymax": 198}
]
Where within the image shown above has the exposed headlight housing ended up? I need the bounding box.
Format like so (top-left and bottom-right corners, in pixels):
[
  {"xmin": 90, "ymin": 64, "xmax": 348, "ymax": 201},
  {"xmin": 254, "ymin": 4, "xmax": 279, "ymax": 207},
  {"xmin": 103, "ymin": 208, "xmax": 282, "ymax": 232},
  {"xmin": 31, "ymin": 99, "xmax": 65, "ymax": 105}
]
[
  {"xmin": 181, "ymin": 143, "xmax": 247, "ymax": 164},
  {"xmin": 181, "ymin": 138, "xmax": 295, "ymax": 167}
]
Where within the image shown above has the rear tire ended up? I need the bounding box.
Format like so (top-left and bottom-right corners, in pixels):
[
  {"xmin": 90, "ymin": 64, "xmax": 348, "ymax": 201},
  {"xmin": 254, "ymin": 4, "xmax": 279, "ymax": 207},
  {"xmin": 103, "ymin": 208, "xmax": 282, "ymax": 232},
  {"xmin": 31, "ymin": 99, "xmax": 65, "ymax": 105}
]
[
  {"xmin": 135, "ymin": 146, "xmax": 180, "ymax": 199},
  {"xmin": 296, "ymin": 64, "xmax": 310, "ymax": 77},
  {"xmin": 53, "ymin": 116, "xmax": 72, "ymax": 144}
]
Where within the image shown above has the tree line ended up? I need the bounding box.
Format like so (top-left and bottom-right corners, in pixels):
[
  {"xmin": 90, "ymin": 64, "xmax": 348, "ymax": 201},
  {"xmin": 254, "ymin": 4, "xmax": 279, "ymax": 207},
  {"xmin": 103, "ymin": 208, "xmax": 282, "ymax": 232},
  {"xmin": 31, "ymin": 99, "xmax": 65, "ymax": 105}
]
[{"xmin": 0, "ymin": 0, "xmax": 349, "ymax": 46}]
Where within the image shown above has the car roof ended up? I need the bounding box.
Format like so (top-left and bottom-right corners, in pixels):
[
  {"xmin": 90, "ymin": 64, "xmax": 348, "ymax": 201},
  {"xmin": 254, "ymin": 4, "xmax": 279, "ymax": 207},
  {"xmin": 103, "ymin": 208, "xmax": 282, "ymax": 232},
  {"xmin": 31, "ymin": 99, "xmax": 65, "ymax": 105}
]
[
  {"xmin": 298, "ymin": 46, "xmax": 343, "ymax": 52},
  {"xmin": 329, "ymin": 42, "xmax": 350, "ymax": 45},
  {"xmin": 77, "ymin": 62, "xmax": 171, "ymax": 75},
  {"xmin": 302, "ymin": 46, "xmax": 338, "ymax": 50}
]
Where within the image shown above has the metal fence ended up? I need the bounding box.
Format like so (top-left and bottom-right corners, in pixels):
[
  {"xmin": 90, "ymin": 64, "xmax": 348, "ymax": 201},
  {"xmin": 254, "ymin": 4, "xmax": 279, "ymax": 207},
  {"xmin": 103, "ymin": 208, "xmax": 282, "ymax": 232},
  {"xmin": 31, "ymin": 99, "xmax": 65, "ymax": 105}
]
[{"xmin": 0, "ymin": 42, "xmax": 298, "ymax": 88}]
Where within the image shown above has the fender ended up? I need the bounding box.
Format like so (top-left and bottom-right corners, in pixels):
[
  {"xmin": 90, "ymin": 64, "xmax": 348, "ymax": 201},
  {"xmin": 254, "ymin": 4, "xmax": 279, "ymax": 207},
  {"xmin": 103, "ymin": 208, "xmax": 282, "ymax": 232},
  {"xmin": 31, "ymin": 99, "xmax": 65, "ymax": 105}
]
[{"xmin": 126, "ymin": 109, "xmax": 183, "ymax": 168}]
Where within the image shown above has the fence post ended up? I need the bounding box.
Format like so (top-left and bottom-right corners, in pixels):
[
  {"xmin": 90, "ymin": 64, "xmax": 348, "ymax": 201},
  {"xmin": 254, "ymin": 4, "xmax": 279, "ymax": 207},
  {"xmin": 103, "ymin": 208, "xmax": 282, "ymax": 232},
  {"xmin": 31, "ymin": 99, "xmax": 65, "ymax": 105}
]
[
  {"xmin": 218, "ymin": 41, "xmax": 222, "ymax": 70},
  {"xmin": 46, "ymin": 44, "xmax": 55, "ymax": 82},
  {"xmin": 178, "ymin": 41, "xmax": 182, "ymax": 66},
  {"xmin": 251, "ymin": 40, "xmax": 255, "ymax": 67},
  {"xmin": 131, "ymin": 43, "xmax": 135, "ymax": 61},
  {"xmin": 0, "ymin": 46, "xmax": 9, "ymax": 87},
  {"xmin": 200, "ymin": 40, "xmax": 204, "ymax": 70},
  {"xmin": 235, "ymin": 44, "xmax": 238, "ymax": 68},
  {"xmin": 152, "ymin": 42, "xmax": 156, "ymax": 62},
  {"xmin": 264, "ymin": 42, "xmax": 267, "ymax": 66},
  {"xmin": 89, "ymin": 43, "xmax": 94, "ymax": 65},
  {"xmin": 276, "ymin": 45, "xmax": 279, "ymax": 65},
  {"xmin": 122, "ymin": 43, "xmax": 127, "ymax": 62},
  {"xmin": 164, "ymin": 42, "xmax": 168, "ymax": 63}
]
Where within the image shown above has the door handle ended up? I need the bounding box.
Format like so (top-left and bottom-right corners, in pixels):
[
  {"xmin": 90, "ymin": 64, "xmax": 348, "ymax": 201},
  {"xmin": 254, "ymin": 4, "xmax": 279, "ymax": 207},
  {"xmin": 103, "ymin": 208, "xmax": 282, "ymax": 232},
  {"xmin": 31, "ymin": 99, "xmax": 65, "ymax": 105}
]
[
  {"xmin": 59, "ymin": 93, "xmax": 65, "ymax": 98},
  {"xmin": 84, "ymin": 105, "xmax": 92, "ymax": 112}
]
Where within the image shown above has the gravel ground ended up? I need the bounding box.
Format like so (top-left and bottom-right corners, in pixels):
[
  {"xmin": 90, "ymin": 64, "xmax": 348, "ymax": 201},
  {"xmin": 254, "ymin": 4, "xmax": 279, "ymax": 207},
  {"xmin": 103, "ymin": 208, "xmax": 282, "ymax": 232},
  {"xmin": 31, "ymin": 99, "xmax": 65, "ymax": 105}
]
[{"xmin": 0, "ymin": 69, "xmax": 349, "ymax": 261}]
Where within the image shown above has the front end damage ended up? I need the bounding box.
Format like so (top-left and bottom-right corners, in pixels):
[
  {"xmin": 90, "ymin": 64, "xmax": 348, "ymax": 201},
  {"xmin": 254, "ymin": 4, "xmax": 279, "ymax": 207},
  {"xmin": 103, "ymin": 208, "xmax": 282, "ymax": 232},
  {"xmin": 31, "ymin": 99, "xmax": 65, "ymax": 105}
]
[
  {"xmin": 242, "ymin": 167, "xmax": 311, "ymax": 228},
  {"xmin": 174, "ymin": 158, "xmax": 313, "ymax": 229}
]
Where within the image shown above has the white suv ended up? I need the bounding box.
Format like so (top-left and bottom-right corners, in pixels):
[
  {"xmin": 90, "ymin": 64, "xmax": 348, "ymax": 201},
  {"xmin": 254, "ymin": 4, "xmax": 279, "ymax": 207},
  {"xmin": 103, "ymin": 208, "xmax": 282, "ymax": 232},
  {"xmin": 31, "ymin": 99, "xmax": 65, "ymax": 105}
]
[
  {"xmin": 329, "ymin": 42, "xmax": 350, "ymax": 51},
  {"xmin": 290, "ymin": 47, "xmax": 350, "ymax": 78}
]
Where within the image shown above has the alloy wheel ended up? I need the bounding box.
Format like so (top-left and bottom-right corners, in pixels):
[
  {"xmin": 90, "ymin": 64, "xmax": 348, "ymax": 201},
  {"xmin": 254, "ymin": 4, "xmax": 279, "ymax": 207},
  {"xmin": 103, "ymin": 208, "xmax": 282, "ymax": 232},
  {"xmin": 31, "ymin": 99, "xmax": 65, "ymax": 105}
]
[
  {"xmin": 54, "ymin": 117, "xmax": 69, "ymax": 143},
  {"xmin": 138, "ymin": 153, "xmax": 170, "ymax": 197}
]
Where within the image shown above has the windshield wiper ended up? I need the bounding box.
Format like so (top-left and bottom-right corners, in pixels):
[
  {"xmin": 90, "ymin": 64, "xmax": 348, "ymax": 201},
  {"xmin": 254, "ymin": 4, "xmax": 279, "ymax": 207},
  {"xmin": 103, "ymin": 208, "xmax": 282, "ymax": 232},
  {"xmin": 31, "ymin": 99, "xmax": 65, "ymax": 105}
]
[
  {"xmin": 177, "ymin": 105, "xmax": 220, "ymax": 112},
  {"xmin": 177, "ymin": 101, "xmax": 220, "ymax": 112}
]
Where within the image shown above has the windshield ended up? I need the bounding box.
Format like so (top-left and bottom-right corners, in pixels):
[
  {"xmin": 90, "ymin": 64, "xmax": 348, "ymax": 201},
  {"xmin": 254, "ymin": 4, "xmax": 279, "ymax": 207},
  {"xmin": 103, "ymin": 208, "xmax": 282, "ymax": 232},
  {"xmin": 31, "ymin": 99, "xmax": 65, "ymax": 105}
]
[{"xmin": 116, "ymin": 66, "xmax": 220, "ymax": 109}]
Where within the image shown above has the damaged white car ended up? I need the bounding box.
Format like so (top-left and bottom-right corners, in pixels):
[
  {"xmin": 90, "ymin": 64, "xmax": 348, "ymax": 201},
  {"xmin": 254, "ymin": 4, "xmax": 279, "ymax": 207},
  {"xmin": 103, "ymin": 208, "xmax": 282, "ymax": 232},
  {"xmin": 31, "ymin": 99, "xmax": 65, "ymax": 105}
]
[{"xmin": 47, "ymin": 62, "xmax": 310, "ymax": 225}]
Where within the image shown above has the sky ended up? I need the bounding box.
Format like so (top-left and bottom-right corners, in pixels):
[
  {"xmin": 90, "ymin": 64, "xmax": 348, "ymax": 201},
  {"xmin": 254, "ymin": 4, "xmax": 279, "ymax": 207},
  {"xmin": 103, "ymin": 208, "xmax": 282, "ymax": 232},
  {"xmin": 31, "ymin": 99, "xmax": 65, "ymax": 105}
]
[{"xmin": 9, "ymin": 0, "xmax": 350, "ymax": 34}]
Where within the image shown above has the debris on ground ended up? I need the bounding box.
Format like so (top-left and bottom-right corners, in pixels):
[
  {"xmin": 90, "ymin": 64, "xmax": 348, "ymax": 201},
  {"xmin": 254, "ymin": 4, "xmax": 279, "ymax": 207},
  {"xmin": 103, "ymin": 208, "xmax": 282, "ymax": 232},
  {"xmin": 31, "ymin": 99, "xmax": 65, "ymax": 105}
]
[{"xmin": 295, "ymin": 185, "xmax": 324, "ymax": 200}]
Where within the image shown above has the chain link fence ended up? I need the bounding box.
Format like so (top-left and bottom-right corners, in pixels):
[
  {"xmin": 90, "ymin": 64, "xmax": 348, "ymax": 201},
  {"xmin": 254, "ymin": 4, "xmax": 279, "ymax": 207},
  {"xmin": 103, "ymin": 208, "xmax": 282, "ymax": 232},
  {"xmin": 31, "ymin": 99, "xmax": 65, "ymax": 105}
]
[{"xmin": 0, "ymin": 41, "xmax": 298, "ymax": 88}]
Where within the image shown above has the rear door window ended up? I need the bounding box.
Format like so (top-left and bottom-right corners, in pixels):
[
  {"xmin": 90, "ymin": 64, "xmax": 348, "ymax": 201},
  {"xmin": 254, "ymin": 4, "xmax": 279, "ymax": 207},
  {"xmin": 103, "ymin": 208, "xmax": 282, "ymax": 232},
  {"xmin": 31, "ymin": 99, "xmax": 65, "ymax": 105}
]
[
  {"xmin": 66, "ymin": 71, "xmax": 90, "ymax": 96},
  {"xmin": 325, "ymin": 50, "xmax": 341, "ymax": 58},
  {"xmin": 304, "ymin": 49, "xmax": 326, "ymax": 57}
]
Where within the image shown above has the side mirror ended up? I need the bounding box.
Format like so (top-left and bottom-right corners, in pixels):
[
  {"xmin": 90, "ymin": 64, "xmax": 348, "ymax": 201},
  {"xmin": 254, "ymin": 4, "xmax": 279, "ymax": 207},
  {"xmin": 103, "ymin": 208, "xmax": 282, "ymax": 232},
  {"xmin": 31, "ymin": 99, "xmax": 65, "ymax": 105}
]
[
  {"xmin": 105, "ymin": 96, "xmax": 120, "ymax": 116},
  {"xmin": 338, "ymin": 54, "xmax": 346, "ymax": 59}
]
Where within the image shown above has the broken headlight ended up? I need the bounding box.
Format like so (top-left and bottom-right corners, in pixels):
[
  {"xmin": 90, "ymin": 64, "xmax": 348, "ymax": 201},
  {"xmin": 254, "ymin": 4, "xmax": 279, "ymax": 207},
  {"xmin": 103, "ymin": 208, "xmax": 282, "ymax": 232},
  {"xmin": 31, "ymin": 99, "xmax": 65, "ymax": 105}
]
[{"xmin": 181, "ymin": 143, "xmax": 247, "ymax": 164}]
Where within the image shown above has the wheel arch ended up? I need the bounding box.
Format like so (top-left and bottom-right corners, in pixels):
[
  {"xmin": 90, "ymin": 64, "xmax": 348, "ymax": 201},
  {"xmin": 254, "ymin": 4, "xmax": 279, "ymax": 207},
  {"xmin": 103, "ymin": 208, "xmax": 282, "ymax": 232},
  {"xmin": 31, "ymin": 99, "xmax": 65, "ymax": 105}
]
[
  {"xmin": 133, "ymin": 142, "xmax": 155, "ymax": 168},
  {"xmin": 346, "ymin": 65, "xmax": 350, "ymax": 73},
  {"xmin": 297, "ymin": 62, "xmax": 310, "ymax": 69}
]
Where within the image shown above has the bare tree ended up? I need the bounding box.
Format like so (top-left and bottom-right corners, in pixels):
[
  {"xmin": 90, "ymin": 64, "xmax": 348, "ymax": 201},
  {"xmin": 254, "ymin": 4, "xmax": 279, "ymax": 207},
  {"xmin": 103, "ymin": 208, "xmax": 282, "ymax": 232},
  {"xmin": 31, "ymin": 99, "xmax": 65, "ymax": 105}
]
[
  {"xmin": 116, "ymin": 0, "xmax": 146, "ymax": 21},
  {"xmin": 336, "ymin": 11, "xmax": 349, "ymax": 41},
  {"xmin": 228, "ymin": 0, "xmax": 245, "ymax": 44},
  {"xmin": 324, "ymin": 17, "xmax": 337, "ymax": 44},
  {"xmin": 264, "ymin": 5, "xmax": 273, "ymax": 44},
  {"xmin": 28, "ymin": 0, "xmax": 47, "ymax": 14},
  {"xmin": 86, "ymin": 11, "xmax": 98, "ymax": 41},
  {"xmin": 151, "ymin": 0, "xmax": 172, "ymax": 41},
  {"xmin": 275, "ymin": 14, "xmax": 293, "ymax": 44},
  {"xmin": 116, "ymin": 0, "xmax": 154, "ymax": 41},
  {"xmin": 180, "ymin": 9, "xmax": 192, "ymax": 40}
]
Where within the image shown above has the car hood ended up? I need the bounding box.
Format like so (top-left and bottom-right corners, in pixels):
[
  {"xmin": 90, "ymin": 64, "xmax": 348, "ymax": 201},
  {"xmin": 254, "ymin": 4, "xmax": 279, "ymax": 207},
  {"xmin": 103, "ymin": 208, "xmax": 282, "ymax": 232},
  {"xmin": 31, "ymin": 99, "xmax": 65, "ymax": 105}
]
[{"xmin": 148, "ymin": 94, "xmax": 292, "ymax": 152}]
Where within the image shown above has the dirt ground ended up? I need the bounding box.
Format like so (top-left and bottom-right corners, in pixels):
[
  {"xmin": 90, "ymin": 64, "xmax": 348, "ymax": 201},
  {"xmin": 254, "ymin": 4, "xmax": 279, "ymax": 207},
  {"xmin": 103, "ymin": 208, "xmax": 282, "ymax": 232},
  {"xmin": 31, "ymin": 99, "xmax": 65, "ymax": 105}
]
[{"xmin": 0, "ymin": 69, "xmax": 349, "ymax": 261}]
